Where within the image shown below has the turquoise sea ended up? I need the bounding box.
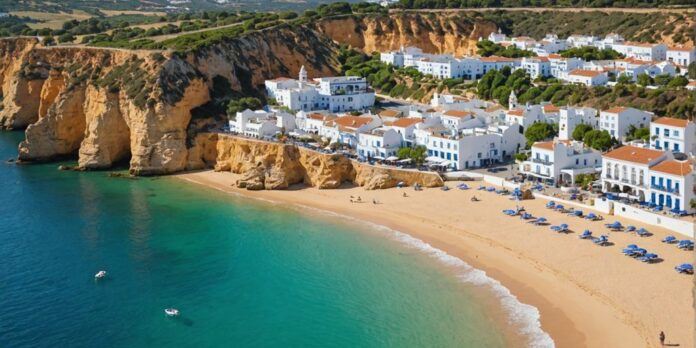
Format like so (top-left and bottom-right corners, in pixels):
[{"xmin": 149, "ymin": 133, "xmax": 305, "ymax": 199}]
[{"xmin": 0, "ymin": 131, "xmax": 550, "ymax": 347}]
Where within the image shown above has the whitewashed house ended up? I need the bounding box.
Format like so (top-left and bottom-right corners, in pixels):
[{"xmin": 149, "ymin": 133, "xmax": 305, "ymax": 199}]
[
  {"xmin": 666, "ymin": 46, "xmax": 695, "ymax": 68},
  {"xmin": 387, "ymin": 117, "xmax": 424, "ymax": 146},
  {"xmin": 650, "ymin": 117, "xmax": 696, "ymax": 155},
  {"xmin": 357, "ymin": 128, "xmax": 402, "ymax": 159},
  {"xmin": 440, "ymin": 109, "xmax": 484, "ymax": 130},
  {"xmin": 599, "ymin": 107, "xmax": 651, "ymax": 140},
  {"xmin": 519, "ymin": 57, "xmax": 551, "ymax": 78},
  {"xmin": 548, "ymin": 54, "xmax": 584, "ymax": 80},
  {"xmin": 566, "ymin": 35, "xmax": 599, "ymax": 48},
  {"xmin": 488, "ymin": 29, "xmax": 508, "ymax": 43},
  {"xmin": 265, "ymin": 67, "xmax": 375, "ymax": 112},
  {"xmin": 230, "ymin": 109, "xmax": 295, "ymax": 138},
  {"xmin": 611, "ymin": 42, "xmax": 667, "ymax": 62},
  {"xmin": 566, "ymin": 69, "xmax": 609, "ymax": 86},
  {"xmin": 321, "ymin": 114, "xmax": 382, "ymax": 147},
  {"xmin": 380, "ymin": 46, "xmax": 424, "ymax": 67},
  {"xmin": 519, "ymin": 139, "xmax": 601, "ymax": 186},
  {"xmin": 505, "ymin": 104, "xmax": 547, "ymax": 130},
  {"xmin": 601, "ymin": 145, "xmax": 694, "ymax": 213},
  {"xmin": 558, "ymin": 107, "xmax": 598, "ymax": 140}
]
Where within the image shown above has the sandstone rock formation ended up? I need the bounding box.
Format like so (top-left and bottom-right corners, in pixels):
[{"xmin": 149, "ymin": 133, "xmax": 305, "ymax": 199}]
[{"xmin": 188, "ymin": 133, "xmax": 443, "ymax": 190}]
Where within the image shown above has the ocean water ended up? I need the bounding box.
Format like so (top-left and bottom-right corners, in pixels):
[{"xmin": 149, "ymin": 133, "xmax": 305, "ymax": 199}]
[{"xmin": 0, "ymin": 131, "xmax": 550, "ymax": 348}]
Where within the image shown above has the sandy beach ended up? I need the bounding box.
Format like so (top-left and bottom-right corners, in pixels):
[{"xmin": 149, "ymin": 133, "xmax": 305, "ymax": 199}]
[{"xmin": 177, "ymin": 170, "xmax": 693, "ymax": 348}]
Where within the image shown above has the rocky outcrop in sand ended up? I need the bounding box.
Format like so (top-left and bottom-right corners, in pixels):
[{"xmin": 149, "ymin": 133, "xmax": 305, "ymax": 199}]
[{"xmin": 188, "ymin": 133, "xmax": 442, "ymax": 190}]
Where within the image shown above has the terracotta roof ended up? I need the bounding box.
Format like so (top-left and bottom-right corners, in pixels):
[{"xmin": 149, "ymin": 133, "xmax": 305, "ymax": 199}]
[
  {"xmin": 507, "ymin": 109, "xmax": 524, "ymax": 116},
  {"xmin": 543, "ymin": 105, "xmax": 560, "ymax": 113},
  {"xmin": 268, "ymin": 77, "xmax": 293, "ymax": 82},
  {"xmin": 603, "ymin": 106, "xmax": 628, "ymax": 114},
  {"xmin": 532, "ymin": 140, "xmax": 570, "ymax": 151},
  {"xmin": 651, "ymin": 160, "xmax": 692, "ymax": 176},
  {"xmin": 333, "ymin": 116, "xmax": 373, "ymax": 129},
  {"xmin": 443, "ymin": 110, "xmax": 473, "ymax": 118},
  {"xmin": 485, "ymin": 105, "xmax": 504, "ymax": 113},
  {"xmin": 603, "ymin": 146, "xmax": 664, "ymax": 164},
  {"xmin": 392, "ymin": 117, "xmax": 423, "ymax": 128},
  {"xmin": 379, "ymin": 109, "xmax": 401, "ymax": 117},
  {"xmin": 569, "ymin": 69, "xmax": 603, "ymax": 77},
  {"xmin": 480, "ymin": 56, "xmax": 517, "ymax": 63},
  {"xmin": 688, "ymin": 81, "xmax": 696, "ymax": 87},
  {"xmin": 532, "ymin": 141, "xmax": 555, "ymax": 151},
  {"xmin": 622, "ymin": 41, "xmax": 659, "ymax": 48},
  {"xmin": 652, "ymin": 117, "xmax": 690, "ymax": 128},
  {"xmin": 307, "ymin": 113, "xmax": 329, "ymax": 121},
  {"xmin": 547, "ymin": 54, "xmax": 562, "ymax": 59}
]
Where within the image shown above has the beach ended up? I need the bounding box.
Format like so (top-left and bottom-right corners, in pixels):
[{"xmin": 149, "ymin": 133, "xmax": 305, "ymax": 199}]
[{"xmin": 178, "ymin": 170, "xmax": 694, "ymax": 348}]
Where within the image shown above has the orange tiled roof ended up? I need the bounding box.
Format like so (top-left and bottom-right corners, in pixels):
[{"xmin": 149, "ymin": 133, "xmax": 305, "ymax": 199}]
[
  {"xmin": 443, "ymin": 110, "xmax": 472, "ymax": 118},
  {"xmin": 651, "ymin": 160, "xmax": 692, "ymax": 176},
  {"xmin": 543, "ymin": 105, "xmax": 560, "ymax": 113},
  {"xmin": 569, "ymin": 69, "xmax": 603, "ymax": 77},
  {"xmin": 392, "ymin": 117, "xmax": 423, "ymax": 128},
  {"xmin": 603, "ymin": 146, "xmax": 664, "ymax": 164},
  {"xmin": 668, "ymin": 46, "xmax": 695, "ymax": 52},
  {"xmin": 333, "ymin": 116, "xmax": 373, "ymax": 129},
  {"xmin": 507, "ymin": 109, "xmax": 524, "ymax": 116},
  {"xmin": 652, "ymin": 117, "xmax": 690, "ymax": 128},
  {"xmin": 533, "ymin": 140, "xmax": 570, "ymax": 151}
]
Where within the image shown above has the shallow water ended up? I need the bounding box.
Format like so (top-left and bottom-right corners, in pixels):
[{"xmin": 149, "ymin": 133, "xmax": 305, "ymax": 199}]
[{"xmin": 0, "ymin": 131, "xmax": 545, "ymax": 347}]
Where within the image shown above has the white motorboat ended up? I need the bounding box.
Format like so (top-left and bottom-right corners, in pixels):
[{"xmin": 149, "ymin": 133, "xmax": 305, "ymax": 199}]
[
  {"xmin": 164, "ymin": 308, "xmax": 179, "ymax": 317},
  {"xmin": 94, "ymin": 270, "xmax": 107, "ymax": 279}
]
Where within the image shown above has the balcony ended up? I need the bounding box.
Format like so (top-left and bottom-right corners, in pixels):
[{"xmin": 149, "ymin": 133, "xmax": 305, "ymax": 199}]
[
  {"xmin": 531, "ymin": 158, "xmax": 554, "ymax": 165},
  {"xmin": 651, "ymin": 184, "xmax": 679, "ymax": 194}
]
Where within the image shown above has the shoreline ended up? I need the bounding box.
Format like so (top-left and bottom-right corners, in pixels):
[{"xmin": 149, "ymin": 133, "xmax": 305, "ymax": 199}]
[{"xmin": 175, "ymin": 170, "xmax": 694, "ymax": 348}]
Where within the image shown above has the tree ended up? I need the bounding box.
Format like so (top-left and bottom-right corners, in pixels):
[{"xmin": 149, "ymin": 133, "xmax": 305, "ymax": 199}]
[
  {"xmin": 636, "ymin": 73, "xmax": 652, "ymax": 87},
  {"xmin": 625, "ymin": 125, "xmax": 650, "ymax": 142},
  {"xmin": 572, "ymin": 123, "xmax": 593, "ymax": 141},
  {"xmin": 524, "ymin": 122, "xmax": 557, "ymax": 147},
  {"xmin": 226, "ymin": 97, "xmax": 263, "ymax": 117},
  {"xmin": 397, "ymin": 146, "xmax": 426, "ymax": 165},
  {"xmin": 58, "ymin": 33, "xmax": 75, "ymax": 43},
  {"xmin": 42, "ymin": 35, "xmax": 55, "ymax": 46},
  {"xmin": 582, "ymin": 130, "xmax": 615, "ymax": 151},
  {"xmin": 616, "ymin": 74, "xmax": 632, "ymax": 85},
  {"xmin": 688, "ymin": 62, "xmax": 696, "ymax": 80}
]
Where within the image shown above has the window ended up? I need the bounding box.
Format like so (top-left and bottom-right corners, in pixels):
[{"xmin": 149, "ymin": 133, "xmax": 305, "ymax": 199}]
[
  {"xmin": 477, "ymin": 153, "xmax": 482, "ymax": 159},
  {"xmin": 673, "ymin": 130, "xmax": 679, "ymax": 137},
  {"xmin": 664, "ymin": 129, "xmax": 669, "ymax": 137},
  {"xmin": 674, "ymin": 143, "xmax": 680, "ymax": 152}
]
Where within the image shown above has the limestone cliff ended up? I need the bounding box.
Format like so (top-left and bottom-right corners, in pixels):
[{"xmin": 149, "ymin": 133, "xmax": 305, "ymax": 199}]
[
  {"xmin": 187, "ymin": 133, "xmax": 443, "ymax": 190},
  {"xmin": 314, "ymin": 13, "xmax": 498, "ymax": 56},
  {"xmin": 0, "ymin": 25, "xmax": 341, "ymax": 175}
]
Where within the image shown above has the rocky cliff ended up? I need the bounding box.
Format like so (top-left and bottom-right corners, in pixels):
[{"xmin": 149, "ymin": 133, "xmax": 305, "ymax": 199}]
[
  {"xmin": 0, "ymin": 25, "xmax": 341, "ymax": 175},
  {"xmin": 314, "ymin": 13, "xmax": 498, "ymax": 56},
  {"xmin": 187, "ymin": 133, "xmax": 443, "ymax": 190}
]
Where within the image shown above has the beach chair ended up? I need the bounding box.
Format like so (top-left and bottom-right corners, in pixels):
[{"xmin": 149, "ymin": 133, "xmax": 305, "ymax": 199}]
[
  {"xmin": 579, "ymin": 230, "xmax": 592, "ymax": 239},
  {"xmin": 678, "ymin": 240, "xmax": 694, "ymax": 250},
  {"xmin": 594, "ymin": 235, "xmax": 609, "ymax": 246},
  {"xmin": 584, "ymin": 213, "xmax": 598, "ymax": 221},
  {"xmin": 487, "ymin": 187, "xmax": 496, "ymax": 192},
  {"xmin": 458, "ymin": 184, "xmax": 469, "ymax": 190},
  {"xmin": 530, "ymin": 217, "xmax": 547, "ymax": 225},
  {"xmin": 478, "ymin": 185, "xmax": 486, "ymax": 190},
  {"xmin": 520, "ymin": 212, "xmax": 533, "ymax": 220},
  {"xmin": 639, "ymin": 253, "xmax": 658, "ymax": 263},
  {"xmin": 546, "ymin": 201, "xmax": 556, "ymax": 209},
  {"xmin": 502, "ymin": 209, "xmax": 517, "ymax": 216},
  {"xmin": 569, "ymin": 210, "xmax": 583, "ymax": 217},
  {"xmin": 630, "ymin": 248, "xmax": 648, "ymax": 258},
  {"xmin": 636, "ymin": 228, "xmax": 650, "ymax": 237},
  {"xmin": 675, "ymin": 263, "xmax": 694, "ymax": 274},
  {"xmin": 626, "ymin": 226, "xmax": 636, "ymax": 232},
  {"xmin": 662, "ymin": 236, "xmax": 677, "ymax": 244},
  {"xmin": 622, "ymin": 245, "xmax": 639, "ymax": 255}
]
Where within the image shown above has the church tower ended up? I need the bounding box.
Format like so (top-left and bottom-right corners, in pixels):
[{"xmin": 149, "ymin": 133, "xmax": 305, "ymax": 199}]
[
  {"xmin": 299, "ymin": 65, "xmax": 307, "ymax": 83},
  {"xmin": 508, "ymin": 90, "xmax": 518, "ymax": 110}
]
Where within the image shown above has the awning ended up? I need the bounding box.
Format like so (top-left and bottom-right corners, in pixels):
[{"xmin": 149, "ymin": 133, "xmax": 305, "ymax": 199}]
[
  {"xmin": 426, "ymin": 156, "xmax": 443, "ymax": 163},
  {"xmin": 373, "ymin": 156, "xmax": 385, "ymax": 160},
  {"xmin": 386, "ymin": 156, "xmax": 399, "ymax": 161},
  {"xmin": 397, "ymin": 158, "xmax": 412, "ymax": 164}
]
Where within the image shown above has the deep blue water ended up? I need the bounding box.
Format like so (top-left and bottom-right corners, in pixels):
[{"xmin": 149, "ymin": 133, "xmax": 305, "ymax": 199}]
[{"xmin": 0, "ymin": 131, "xmax": 520, "ymax": 347}]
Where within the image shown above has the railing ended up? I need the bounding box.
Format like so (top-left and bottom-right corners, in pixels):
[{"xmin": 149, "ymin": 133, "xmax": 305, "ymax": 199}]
[
  {"xmin": 651, "ymin": 184, "xmax": 679, "ymax": 194},
  {"xmin": 531, "ymin": 158, "xmax": 553, "ymax": 165}
]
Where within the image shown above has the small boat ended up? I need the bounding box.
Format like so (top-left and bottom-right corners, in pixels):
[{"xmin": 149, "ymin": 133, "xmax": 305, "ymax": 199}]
[
  {"xmin": 95, "ymin": 270, "xmax": 107, "ymax": 279},
  {"xmin": 164, "ymin": 308, "xmax": 180, "ymax": 317}
]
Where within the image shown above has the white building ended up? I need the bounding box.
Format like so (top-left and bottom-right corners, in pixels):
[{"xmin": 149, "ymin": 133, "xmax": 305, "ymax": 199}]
[
  {"xmin": 599, "ymin": 107, "xmax": 651, "ymax": 140},
  {"xmin": 602, "ymin": 145, "xmax": 694, "ymax": 213},
  {"xmin": 650, "ymin": 117, "xmax": 696, "ymax": 155},
  {"xmin": 505, "ymin": 105, "xmax": 548, "ymax": 130},
  {"xmin": 558, "ymin": 107, "xmax": 598, "ymax": 140},
  {"xmin": 519, "ymin": 57, "xmax": 551, "ymax": 78},
  {"xmin": 265, "ymin": 67, "xmax": 375, "ymax": 112},
  {"xmin": 422, "ymin": 125, "xmax": 524, "ymax": 170},
  {"xmin": 230, "ymin": 109, "xmax": 295, "ymax": 138},
  {"xmin": 566, "ymin": 69, "xmax": 609, "ymax": 86},
  {"xmin": 519, "ymin": 139, "xmax": 601, "ymax": 185},
  {"xmin": 440, "ymin": 109, "xmax": 484, "ymax": 130},
  {"xmin": 357, "ymin": 128, "xmax": 402, "ymax": 159},
  {"xmin": 488, "ymin": 29, "xmax": 508, "ymax": 43},
  {"xmin": 566, "ymin": 35, "xmax": 599, "ymax": 48},
  {"xmin": 548, "ymin": 54, "xmax": 584, "ymax": 80},
  {"xmin": 611, "ymin": 42, "xmax": 667, "ymax": 62},
  {"xmin": 380, "ymin": 46, "xmax": 424, "ymax": 67},
  {"xmin": 666, "ymin": 46, "xmax": 696, "ymax": 68},
  {"xmin": 387, "ymin": 117, "xmax": 424, "ymax": 146},
  {"xmin": 321, "ymin": 114, "xmax": 382, "ymax": 147}
]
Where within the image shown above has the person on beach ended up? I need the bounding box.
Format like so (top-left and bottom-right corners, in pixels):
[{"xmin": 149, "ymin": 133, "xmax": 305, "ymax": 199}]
[
  {"xmin": 659, "ymin": 331, "xmax": 665, "ymax": 345},
  {"xmin": 402, "ymin": 192, "xmax": 407, "ymax": 197}
]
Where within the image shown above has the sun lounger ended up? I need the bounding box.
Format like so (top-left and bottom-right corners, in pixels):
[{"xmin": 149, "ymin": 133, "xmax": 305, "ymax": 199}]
[
  {"xmin": 546, "ymin": 201, "xmax": 556, "ymax": 208},
  {"xmin": 639, "ymin": 253, "xmax": 658, "ymax": 263},
  {"xmin": 594, "ymin": 235, "xmax": 609, "ymax": 246},
  {"xmin": 520, "ymin": 212, "xmax": 533, "ymax": 220},
  {"xmin": 662, "ymin": 236, "xmax": 677, "ymax": 243},
  {"xmin": 579, "ymin": 230, "xmax": 592, "ymax": 239},
  {"xmin": 678, "ymin": 240, "xmax": 694, "ymax": 250},
  {"xmin": 636, "ymin": 228, "xmax": 650, "ymax": 237},
  {"xmin": 675, "ymin": 263, "xmax": 694, "ymax": 274},
  {"xmin": 626, "ymin": 226, "xmax": 636, "ymax": 232},
  {"xmin": 569, "ymin": 210, "xmax": 582, "ymax": 217}
]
